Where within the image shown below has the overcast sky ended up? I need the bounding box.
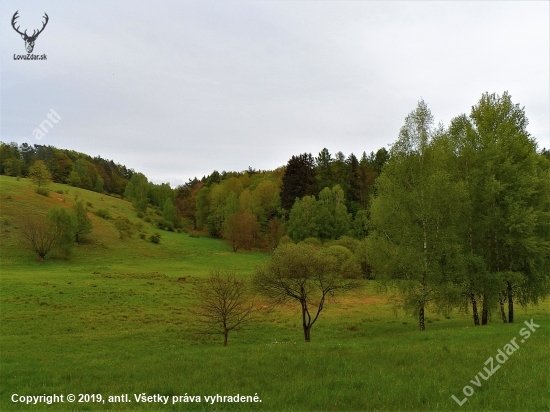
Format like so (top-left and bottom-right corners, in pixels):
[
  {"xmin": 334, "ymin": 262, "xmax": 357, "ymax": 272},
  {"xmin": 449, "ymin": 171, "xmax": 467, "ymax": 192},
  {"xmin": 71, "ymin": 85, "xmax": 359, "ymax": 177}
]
[{"xmin": 1, "ymin": 1, "xmax": 548, "ymax": 187}]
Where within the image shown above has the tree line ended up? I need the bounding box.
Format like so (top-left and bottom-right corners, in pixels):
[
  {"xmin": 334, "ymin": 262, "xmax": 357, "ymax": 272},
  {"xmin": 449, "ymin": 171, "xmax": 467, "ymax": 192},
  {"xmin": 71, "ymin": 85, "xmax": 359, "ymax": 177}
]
[
  {"xmin": 3, "ymin": 91, "xmax": 549, "ymax": 331},
  {"xmin": 195, "ymin": 92, "xmax": 549, "ymax": 345}
]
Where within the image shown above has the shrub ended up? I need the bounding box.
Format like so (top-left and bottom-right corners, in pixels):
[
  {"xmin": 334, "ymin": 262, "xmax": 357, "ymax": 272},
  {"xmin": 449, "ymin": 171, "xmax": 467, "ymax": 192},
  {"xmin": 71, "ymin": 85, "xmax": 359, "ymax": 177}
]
[
  {"xmin": 278, "ymin": 235, "xmax": 293, "ymax": 246},
  {"xmin": 137, "ymin": 211, "xmax": 144, "ymax": 219},
  {"xmin": 86, "ymin": 201, "xmax": 93, "ymax": 208},
  {"xmin": 156, "ymin": 219, "xmax": 174, "ymax": 231},
  {"xmin": 149, "ymin": 233, "xmax": 161, "ymax": 244},
  {"xmin": 73, "ymin": 200, "xmax": 93, "ymax": 242},
  {"xmin": 35, "ymin": 187, "xmax": 50, "ymax": 197},
  {"xmin": 189, "ymin": 232, "xmax": 200, "ymax": 238},
  {"xmin": 139, "ymin": 233, "xmax": 146, "ymax": 240},
  {"xmin": 334, "ymin": 236, "xmax": 360, "ymax": 253},
  {"xmin": 114, "ymin": 217, "xmax": 134, "ymax": 239},
  {"xmin": 300, "ymin": 237, "xmax": 322, "ymax": 247},
  {"xmin": 56, "ymin": 189, "xmax": 64, "ymax": 195},
  {"xmin": 144, "ymin": 216, "xmax": 151, "ymax": 223},
  {"xmin": 47, "ymin": 207, "xmax": 77, "ymax": 258},
  {"xmin": 94, "ymin": 209, "xmax": 112, "ymax": 220}
]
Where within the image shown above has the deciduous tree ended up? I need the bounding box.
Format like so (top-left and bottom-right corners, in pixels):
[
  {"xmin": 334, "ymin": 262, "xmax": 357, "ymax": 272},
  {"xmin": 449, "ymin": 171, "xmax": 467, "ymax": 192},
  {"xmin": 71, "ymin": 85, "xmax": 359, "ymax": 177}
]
[
  {"xmin": 20, "ymin": 215, "xmax": 57, "ymax": 261},
  {"xmin": 47, "ymin": 207, "xmax": 77, "ymax": 257},
  {"xmin": 448, "ymin": 92, "xmax": 550, "ymax": 324},
  {"xmin": 73, "ymin": 200, "xmax": 92, "ymax": 242},
  {"xmin": 29, "ymin": 160, "xmax": 51, "ymax": 188},
  {"xmin": 191, "ymin": 270, "xmax": 255, "ymax": 346},
  {"xmin": 254, "ymin": 243, "xmax": 358, "ymax": 342},
  {"xmin": 367, "ymin": 100, "xmax": 465, "ymax": 331}
]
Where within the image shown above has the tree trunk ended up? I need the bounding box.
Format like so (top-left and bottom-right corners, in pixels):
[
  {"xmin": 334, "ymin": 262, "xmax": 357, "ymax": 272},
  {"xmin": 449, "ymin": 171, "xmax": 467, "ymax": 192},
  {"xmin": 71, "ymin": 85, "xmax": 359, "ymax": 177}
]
[
  {"xmin": 481, "ymin": 294, "xmax": 488, "ymax": 325},
  {"xmin": 419, "ymin": 305, "xmax": 425, "ymax": 331},
  {"xmin": 303, "ymin": 326, "xmax": 311, "ymax": 342},
  {"xmin": 470, "ymin": 293, "xmax": 480, "ymax": 326},
  {"xmin": 499, "ymin": 296, "xmax": 507, "ymax": 323},
  {"xmin": 507, "ymin": 281, "xmax": 514, "ymax": 323},
  {"xmin": 223, "ymin": 332, "xmax": 228, "ymax": 346},
  {"xmin": 301, "ymin": 303, "xmax": 311, "ymax": 342}
]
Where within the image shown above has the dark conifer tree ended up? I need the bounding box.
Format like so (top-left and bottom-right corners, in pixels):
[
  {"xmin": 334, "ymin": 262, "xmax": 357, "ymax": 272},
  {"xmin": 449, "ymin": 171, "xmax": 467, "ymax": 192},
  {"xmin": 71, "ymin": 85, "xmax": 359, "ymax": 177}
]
[{"xmin": 280, "ymin": 153, "xmax": 317, "ymax": 210}]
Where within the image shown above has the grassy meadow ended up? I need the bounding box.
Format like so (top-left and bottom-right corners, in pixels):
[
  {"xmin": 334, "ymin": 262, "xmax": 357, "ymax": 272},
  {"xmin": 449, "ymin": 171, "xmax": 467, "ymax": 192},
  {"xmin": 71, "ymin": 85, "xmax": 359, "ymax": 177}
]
[{"xmin": 0, "ymin": 175, "xmax": 548, "ymax": 411}]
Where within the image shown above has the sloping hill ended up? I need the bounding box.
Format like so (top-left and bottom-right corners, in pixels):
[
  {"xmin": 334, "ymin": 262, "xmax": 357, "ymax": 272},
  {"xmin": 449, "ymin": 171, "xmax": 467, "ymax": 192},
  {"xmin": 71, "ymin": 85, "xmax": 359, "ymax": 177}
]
[{"xmin": 0, "ymin": 175, "xmax": 267, "ymax": 275}]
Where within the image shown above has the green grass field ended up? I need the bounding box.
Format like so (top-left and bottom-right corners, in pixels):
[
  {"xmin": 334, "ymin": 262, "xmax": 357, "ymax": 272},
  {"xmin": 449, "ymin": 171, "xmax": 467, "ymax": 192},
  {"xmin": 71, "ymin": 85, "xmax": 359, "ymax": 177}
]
[{"xmin": 1, "ymin": 176, "xmax": 548, "ymax": 411}]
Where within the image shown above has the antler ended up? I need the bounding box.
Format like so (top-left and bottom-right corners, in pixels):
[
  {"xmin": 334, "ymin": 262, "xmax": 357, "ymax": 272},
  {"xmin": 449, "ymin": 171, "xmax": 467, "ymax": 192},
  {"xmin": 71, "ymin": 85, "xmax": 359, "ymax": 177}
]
[
  {"xmin": 11, "ymin": 11, "xmax": 49, "ymax": 40},
  {"xmin": 11, "ymin": 11, "xmax": 26, "ymax": 37},
  {"xmin": 31, "ymin": 13, "xmax": 49, "ymax": 39}
]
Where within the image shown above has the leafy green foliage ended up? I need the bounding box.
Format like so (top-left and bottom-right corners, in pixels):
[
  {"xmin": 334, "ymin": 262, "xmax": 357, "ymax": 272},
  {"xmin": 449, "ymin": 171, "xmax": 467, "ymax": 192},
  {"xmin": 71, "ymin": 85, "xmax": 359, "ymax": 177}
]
[
  {"xmin": 47, "ymin": 207, "xmax": 77, "ymax": 258},
  {"xmin": 367, "ymin": 100, "xmax": 465, "ymax": 330},
  {"xmin": 29, "ymin": 160, "xmax": 51, "ymax": 188},
  {"xmin": 114, "ymin": 216, "xmax": 135, "ymax": 239},
  {"xmin": 95, "ymin": 208, "xmax": 112, "ymax": 220},
  {"xmin": 73, "ymin": 200, "xmax": 92, "ymax": 242},
  {"xmin": 149, "ymin": 233, "xmax": 161, "ymax": 244},
  {"xmin": 448, "ymin": 91, "xmax": 550, "ymax": 323},
  {"xmin": 162, "ymin": 198, "xmax": 177, "ymax": 226},
  {"xmin": 254, "ymin": 243, "xmax": 358, "ymax": 342},
  {"xmin": 124, "ymin": 173, "xmax": 149, "ymax": 212}
]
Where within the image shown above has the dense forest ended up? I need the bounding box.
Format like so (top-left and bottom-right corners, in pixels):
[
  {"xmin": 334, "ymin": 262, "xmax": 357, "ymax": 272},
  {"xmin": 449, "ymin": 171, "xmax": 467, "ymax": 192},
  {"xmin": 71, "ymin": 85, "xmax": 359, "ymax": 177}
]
[
  {"xmin": 2, "ymin": 92, "xmax": 550, "ymax": 330},
  {"xmin": 0, "ymin": 133, "xmax": 390, "ymax": 248}
]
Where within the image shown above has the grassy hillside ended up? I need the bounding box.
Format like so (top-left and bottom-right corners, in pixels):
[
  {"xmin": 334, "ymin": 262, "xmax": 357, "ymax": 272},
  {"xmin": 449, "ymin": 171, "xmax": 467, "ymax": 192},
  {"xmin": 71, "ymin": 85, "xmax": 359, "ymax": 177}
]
[
  {"xmin": 0, "ymin": 176, "xmax": 266, "ymax": 273},
  {"xmin": 1, "ymin": 175, "xmax": 548, "ymax": 411}
]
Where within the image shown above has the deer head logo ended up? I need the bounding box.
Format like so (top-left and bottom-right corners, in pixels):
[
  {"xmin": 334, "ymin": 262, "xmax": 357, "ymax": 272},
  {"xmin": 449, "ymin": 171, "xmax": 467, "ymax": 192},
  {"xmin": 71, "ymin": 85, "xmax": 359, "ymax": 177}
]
[{"xmin": 11, "ymin": 11, "xmax": 49, "ymax": 54}]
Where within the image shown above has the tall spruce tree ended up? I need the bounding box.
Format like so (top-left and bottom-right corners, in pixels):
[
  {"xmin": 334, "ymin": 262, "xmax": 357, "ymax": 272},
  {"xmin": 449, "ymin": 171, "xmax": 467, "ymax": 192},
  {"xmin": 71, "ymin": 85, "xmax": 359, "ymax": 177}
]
[{"xmin": 280, "ymin": 153, "xmax": 316, "ymax": 210}]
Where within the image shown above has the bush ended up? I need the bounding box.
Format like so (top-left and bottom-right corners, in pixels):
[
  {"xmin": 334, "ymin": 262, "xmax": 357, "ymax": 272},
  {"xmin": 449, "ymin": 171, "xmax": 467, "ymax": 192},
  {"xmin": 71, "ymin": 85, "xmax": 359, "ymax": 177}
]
[
  {"xmin": 47, "ymin": 207, "xmax": 77, "ymax": 258},
  {"xmin": 300, "ymin": 237, "xmax": 322, "ymax": 247},
  {"xmin": 137, "ymin": 211, "xmax": 144, "ymax": 219},
  {"xmin": 86, "ymin": 202, "xmax": 93, "ymax": 208},
  {"xmin": 277, "ymin": 235, "xmax": 293, "ymax": 247},
  {"xmin": 149, "ymin": 233, "xmax": 161, "ymax": 244},
  {"xmin": 144, "ymin": 216, "xmax": 151, "ymax": 223},
  {"xmin": 94, "ymin": 209, "xmax": 112, "ymax": 220},
  {"xmin": 139, "ymin": 233, "xmax": 146, "ymax": 240},
  {"xmin": 35, "ymin": 187, "xmax": 50, "ymax": 197},
  {"xmin": 156, "ymin": 219, "xmax": 174, "ymax": 231},
  {"xmin": 114, "ymin": 216, "xmax": 134, "ymax": 239},
  {"xmin": 56, "ymin": 190, "xmax": 64, "ymax": 195},
  {"xmin": 189, "ymin": 232, "xmax": 200, "ymax": 238},
  {"xmin": 334, "ymin": 236, "xmax": 360, "ymax": 253}
]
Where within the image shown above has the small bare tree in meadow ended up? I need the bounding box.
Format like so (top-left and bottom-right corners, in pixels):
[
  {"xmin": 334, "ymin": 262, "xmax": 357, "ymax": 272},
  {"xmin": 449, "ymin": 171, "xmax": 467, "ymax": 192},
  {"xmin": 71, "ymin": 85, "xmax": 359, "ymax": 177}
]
[
  {"xmin": 191, "ymin": 270, "xmax": 255, "ymax": 346},
  {"xmin": 20, "ymin": 215, "xmax": 57, "ymax": 261}
]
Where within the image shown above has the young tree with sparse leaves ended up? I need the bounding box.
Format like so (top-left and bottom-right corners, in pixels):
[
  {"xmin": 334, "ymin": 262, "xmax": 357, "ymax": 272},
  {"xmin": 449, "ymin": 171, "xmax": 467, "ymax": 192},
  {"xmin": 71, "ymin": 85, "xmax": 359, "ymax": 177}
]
[
  {"xmin": 254, "ymin": 243, "xmax": 358, "ymax": 342},
  {"xmin": 20, "ymin": 215, "xmax": 57, "ymax": 261},
  {"xmin": 191, "ymin": 270, "xmax": 255, "ymax": 346}
]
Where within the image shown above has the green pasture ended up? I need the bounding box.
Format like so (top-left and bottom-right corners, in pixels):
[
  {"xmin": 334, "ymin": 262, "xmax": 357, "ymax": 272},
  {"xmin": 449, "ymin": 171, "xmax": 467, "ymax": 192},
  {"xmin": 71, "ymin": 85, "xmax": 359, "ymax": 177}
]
[{"xmin": 1, "ymin": 176, "xmax": 548, "ymax": 411}]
